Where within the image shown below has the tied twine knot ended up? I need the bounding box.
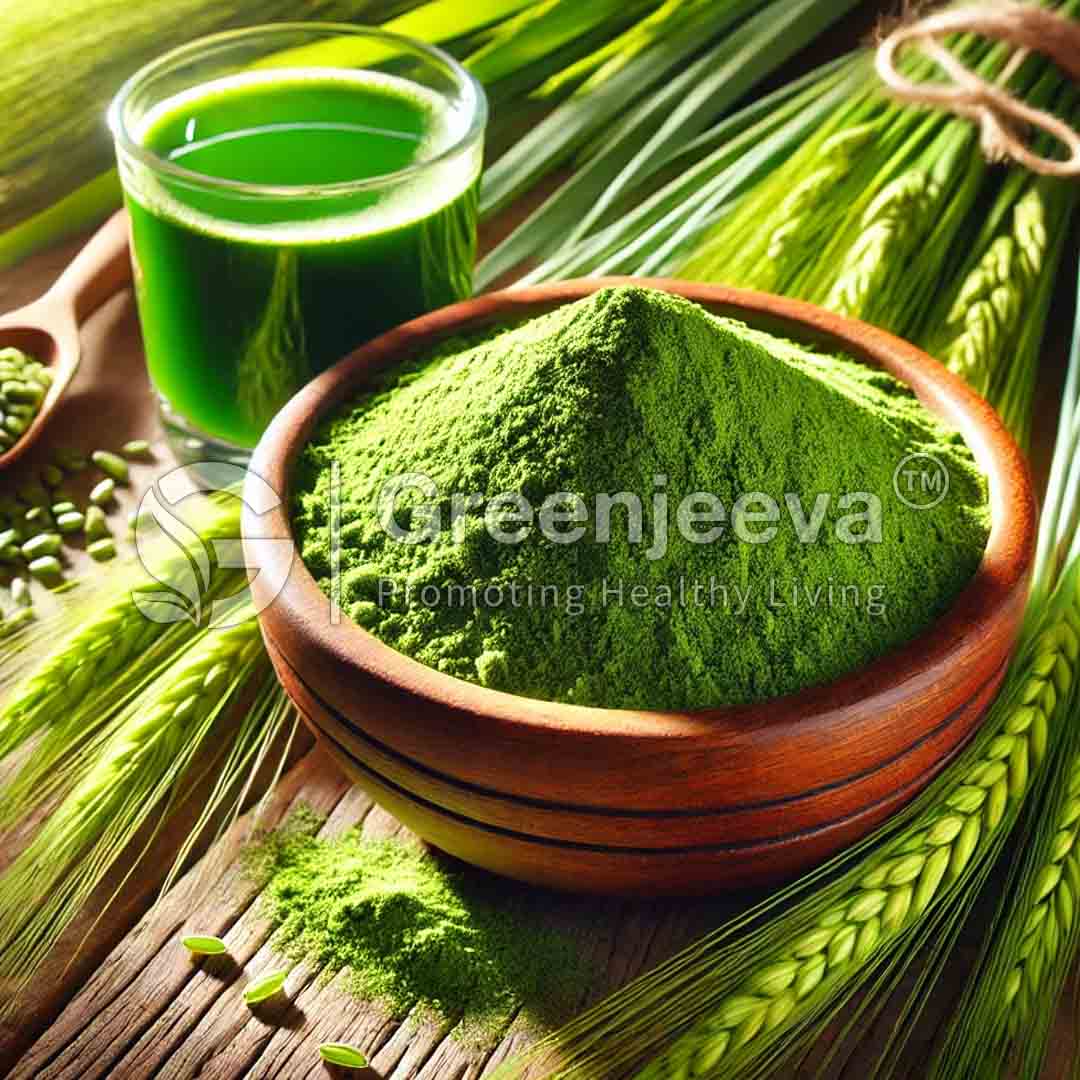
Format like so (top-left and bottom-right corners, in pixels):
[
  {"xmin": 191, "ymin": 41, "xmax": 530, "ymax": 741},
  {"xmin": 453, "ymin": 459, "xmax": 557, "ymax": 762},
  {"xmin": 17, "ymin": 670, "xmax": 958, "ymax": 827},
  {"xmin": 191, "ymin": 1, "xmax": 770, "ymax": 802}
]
[{"xmin": 876, "ymin": 2, "xmax": 1080, "ymax": 178}]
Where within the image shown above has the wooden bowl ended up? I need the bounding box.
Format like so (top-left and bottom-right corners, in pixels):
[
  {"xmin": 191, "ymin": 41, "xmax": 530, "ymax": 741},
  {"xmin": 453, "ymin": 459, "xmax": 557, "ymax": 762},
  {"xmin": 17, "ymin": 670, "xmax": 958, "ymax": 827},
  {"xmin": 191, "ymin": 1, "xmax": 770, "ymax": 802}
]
[{"xmin": 244, "ymin": 278, "xmax": 1036, "ymax": 896}]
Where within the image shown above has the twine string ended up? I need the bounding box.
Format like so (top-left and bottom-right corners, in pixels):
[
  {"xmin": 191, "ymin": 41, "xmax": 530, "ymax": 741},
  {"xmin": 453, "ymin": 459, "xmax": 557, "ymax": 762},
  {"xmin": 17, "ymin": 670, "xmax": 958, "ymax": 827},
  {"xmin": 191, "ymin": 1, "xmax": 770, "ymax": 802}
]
[{"xmin": 875, "ymin": 3, "xmax": 1080, "ymax": 177}]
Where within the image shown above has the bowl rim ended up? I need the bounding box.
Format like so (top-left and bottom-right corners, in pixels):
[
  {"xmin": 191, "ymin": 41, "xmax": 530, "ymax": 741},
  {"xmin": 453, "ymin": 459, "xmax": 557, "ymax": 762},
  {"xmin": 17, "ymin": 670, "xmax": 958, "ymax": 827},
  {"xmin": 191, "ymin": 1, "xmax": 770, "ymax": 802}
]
[{"xmin": 244, "ymin": 277, "xmax": 1035, "ymax": 750}]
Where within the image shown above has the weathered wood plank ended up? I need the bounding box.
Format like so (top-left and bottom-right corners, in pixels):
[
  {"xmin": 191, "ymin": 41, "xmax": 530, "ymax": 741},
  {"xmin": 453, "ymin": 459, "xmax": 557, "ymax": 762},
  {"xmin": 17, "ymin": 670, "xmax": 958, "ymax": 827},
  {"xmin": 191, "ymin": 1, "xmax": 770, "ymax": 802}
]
[{"xmin": 5, "ymin": 742, "xmax": 324, "ymax": 1079}]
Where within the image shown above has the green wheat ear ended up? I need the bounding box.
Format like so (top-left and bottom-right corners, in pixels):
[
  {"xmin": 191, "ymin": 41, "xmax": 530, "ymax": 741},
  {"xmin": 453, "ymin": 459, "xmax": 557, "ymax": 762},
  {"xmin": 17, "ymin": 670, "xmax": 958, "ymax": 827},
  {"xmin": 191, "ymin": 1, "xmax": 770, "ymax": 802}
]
[
  {"xmin": 824, "ymin": 169, "xmax": 942, "ymax": 321},
  {"xmin": 0, "ymin": 611, "xmax": 270, "ymax": 1014},
  {"xmin": 937, "ymin": 188, "xmax": 1047, "ymax": 396}
]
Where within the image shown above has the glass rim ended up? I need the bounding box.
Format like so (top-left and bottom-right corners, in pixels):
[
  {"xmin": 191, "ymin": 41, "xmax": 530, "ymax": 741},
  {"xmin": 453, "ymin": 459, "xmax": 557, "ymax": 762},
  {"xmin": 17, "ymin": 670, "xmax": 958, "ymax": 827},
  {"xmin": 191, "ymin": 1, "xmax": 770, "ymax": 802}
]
[{"xmin": 107, "ymin": 22, "xmax": 488, "ymax": 200}]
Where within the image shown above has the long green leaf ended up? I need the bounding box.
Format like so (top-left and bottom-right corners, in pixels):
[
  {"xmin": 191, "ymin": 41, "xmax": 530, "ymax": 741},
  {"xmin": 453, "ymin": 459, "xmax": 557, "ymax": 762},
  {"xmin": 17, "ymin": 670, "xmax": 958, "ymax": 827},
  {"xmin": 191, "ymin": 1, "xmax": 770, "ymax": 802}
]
[
  {"xmin": 566, "ymin": 0, "xmax": 863, "ymax": 244},
  {"xmin": 478, "ymin": 0, "xmax": 858, "ymax": 284},
  {"xmin": 465, "ymin": 0, "xmax": 653, "ymax": 86},
  {"xmin": 477, "ymin": 0, "xmax": 764, "ymax": 222}
]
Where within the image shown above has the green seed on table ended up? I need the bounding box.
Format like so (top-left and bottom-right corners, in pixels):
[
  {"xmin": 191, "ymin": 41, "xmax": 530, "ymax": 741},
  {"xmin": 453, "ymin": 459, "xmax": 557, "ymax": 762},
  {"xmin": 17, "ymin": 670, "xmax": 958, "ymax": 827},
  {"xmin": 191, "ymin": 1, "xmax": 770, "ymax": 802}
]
[
  {"xmin": 318, "ymin": 1044, "xmax": 368, "ymax": 1069},
  {"xmin": 54, "ymin": 447, "xmax": 88, "ymax": 472},
  {"xmin": 84, "ymin": 505, "xmax": 110, "ymax": 541},
  {"xmin": 56, "ymin": 511, "xmax": 84, "ymax": 534},
  {"xmin": 40, "ymin": 464, "xmax": 64, "ymax": 488},
  {"xmin": 121, "ymin": 439, "xmax": 152, "ymax": 460},
  {"xmin": 89, "ymin": 478, "xmax": 115, "ymax": 506},
  {"xmin": 91, "ymin": 450, "xmax": 129, "ymax": 484},
  {"xmin": 243, "ymin": 969, "xmax": 288, "ymax": 1006},
  {"xmin": 181, "ymin": 935, "xmax": 228, "ymax": 957},
  {"xmin": 22, "ymin": 533, "xmax": 61, "ymax": 560},
  {"xmin": 10, "ymin": 577, "xmax": 31, "ymax": 608},
  {"xmin": 0, "ymin": 607, "xmax": 34, "ymax": 637},
  {"xmin": 17, "ymin": 483, "xmax": 48, "ymax": 507},
  {"xmin": 28, "ymin": 555, "xmax": 62, "ymax": 586},
  {"xmin": 23, "ymin": 506, "xmax": 51, "ymax": 528},
  {"xmin": 87, "ymin": 538, "xmax": 116, "ymax": 562}
]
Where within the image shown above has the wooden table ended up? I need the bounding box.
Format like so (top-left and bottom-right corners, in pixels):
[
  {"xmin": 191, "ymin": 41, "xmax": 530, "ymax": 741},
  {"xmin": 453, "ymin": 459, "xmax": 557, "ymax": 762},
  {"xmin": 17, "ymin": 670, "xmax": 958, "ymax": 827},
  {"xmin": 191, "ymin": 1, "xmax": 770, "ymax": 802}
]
[{"xmin": 1, "ymin": 7, "xmax": 1078, "ymax": 1075}]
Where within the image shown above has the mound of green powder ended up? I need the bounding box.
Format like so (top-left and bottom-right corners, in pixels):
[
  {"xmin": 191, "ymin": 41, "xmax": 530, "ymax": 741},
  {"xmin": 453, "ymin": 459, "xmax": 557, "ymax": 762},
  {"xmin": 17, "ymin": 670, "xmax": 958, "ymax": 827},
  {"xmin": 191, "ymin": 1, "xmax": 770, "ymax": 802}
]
[
  {"xmin": 245, "ymin": 810, "xmax": 588, "ymax": 1040},
  {"xmin": 292, "ymin": 285, "xmax": 990, "ymax": 709}
]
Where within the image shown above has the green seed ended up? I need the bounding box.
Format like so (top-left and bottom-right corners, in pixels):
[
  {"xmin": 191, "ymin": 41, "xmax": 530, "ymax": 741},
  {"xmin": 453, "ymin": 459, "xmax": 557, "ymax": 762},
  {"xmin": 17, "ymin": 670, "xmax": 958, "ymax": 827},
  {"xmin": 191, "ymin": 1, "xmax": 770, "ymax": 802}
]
[
  {"xmin": 51, "ymin": 501, "xmax": 77, "ymax": 516},
  {"xmin": 89, "ymin": 478, "xmax": 116, "ymax": 506},
  {"xmin": 87, "ymin": 538, "xmax": 116, "ymax": 562},
  {"xmin": 121, "ymin": 439, "xmax": 152, "ymax": 459},
  {"xmin": 33, "ymin": 367, "xmax": 53, "ymax": 388},
  {"xmin": 54, "ymin": 447, "xmax": 88, "ymax": 472},
  {"xmin": 10, "ymin": 577, "xmax": 31, "ymax": 608},
  {"xmin": 243, "ymin": 969, "xmax": 288, "ymax": 1006},
  {"xmin": 56, "ymin": 511, "xmax": 84, "ymax": 535},
  {"xmin": 317, "ymin": 1044, "xmax": 368, "ymax": 1069},
  {"xmin": 22, "ymin": 533, "xmax": 61, "ymax": 560},
  {"xmin": 1, "ymin": 380, "xmax": 40, "ymax": 404},
  {"xmin": 40, "ymin": 464, "xmax": 64, "ymax": 488},
  {"xmin": 181, "ymin": 934, "xmax": 228, "ymax": 957},
  {"xmin": 91, "ymin": 450, "xmax": 129, "ymax": 484},
  {"xmin": 0, "ymin": 607, "xmax": 34, "ymax": 637},
  {"xmin": 0, "ymin": 527, "xmax": 19, "ymax": 550},
  {"xmin": 84, "ymin": 505, "xmax": 110, "ymax": 541},
  {"xmin": 17, "ymin": 483, "xmax": 49, "ymax": 508},
  {"xmin": 4, "ymin": 415, "xmax": 27, "ymax": 436},
  {"xmin": 28, "ymin": 555, "xmax": 62, "ymax": 587},
  {"xmin": 23, "ymin": 506, "xmax": 51, "ymax": 528}
]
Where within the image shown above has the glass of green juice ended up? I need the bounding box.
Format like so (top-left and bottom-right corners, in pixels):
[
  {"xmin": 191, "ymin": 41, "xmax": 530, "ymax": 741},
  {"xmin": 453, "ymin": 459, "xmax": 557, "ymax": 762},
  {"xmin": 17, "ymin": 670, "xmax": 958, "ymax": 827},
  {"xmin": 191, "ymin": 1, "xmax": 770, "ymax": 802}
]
[{"xmin": 109, "ymin": 24, "xmax": 486, "ymax": 459}]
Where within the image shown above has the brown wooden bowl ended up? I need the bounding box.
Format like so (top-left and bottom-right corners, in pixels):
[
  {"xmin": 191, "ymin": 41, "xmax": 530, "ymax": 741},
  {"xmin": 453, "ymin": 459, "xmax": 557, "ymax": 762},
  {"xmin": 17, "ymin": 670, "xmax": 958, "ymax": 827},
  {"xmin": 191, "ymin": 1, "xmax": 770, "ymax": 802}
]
[{"xmin": 244, "ymin": 277, "xmax": 1036, "ymax": 896}]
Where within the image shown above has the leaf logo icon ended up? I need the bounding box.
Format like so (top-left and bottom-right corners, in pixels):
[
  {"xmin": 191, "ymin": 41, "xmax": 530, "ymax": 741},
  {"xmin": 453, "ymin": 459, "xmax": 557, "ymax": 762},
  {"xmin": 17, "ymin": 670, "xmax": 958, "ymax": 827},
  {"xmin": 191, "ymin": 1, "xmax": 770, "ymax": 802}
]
[
  {"xmin": 132, "ymin": 485, "xmax": 214, "ymax": 626},
  {"xmin": 129, "ymin": 461, "xmax": 293, "ymax": 630}
]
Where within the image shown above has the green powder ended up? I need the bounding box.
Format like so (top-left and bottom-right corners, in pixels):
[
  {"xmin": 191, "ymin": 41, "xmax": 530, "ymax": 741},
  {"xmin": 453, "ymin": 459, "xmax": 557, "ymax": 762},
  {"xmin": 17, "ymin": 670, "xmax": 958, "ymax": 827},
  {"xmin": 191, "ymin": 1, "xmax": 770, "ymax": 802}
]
[
  {"xmin": 245, "ymin": 809, "xmax": 588, "ymax": 1040},
  {"xmin": 292, "ymin": 286, "xmax": 990, "ymax": 709}
]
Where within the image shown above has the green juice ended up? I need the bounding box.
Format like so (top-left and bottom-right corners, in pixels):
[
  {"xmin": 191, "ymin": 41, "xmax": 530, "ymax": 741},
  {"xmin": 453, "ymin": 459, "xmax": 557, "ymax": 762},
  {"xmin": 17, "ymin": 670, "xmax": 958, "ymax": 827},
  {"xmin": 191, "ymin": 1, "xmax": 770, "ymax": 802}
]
[{"xmin": 125, "ymin": 69, "xmax": 479, "ymax": 448}]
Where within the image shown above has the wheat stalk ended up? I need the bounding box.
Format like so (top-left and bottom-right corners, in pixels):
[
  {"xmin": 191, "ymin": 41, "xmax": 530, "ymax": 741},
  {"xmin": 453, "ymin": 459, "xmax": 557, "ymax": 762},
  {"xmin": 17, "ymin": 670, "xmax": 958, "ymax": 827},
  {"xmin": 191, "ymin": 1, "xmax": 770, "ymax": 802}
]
[
  {"xmin": 766, "ymin": 123, "xmax": 876, "ymax": 265},
  {"xmin": 0, "ymin": 498, "xmax": 246, "ymax": 761},
  {"xmin": 627, "ymin": 610, "xmax": 1078, "ymax": 1080},
  {"xmin": 0, "ymin": 612, "xmax": 264, "ymax": 1009},
  {"xmin": 1003, "ymin": 747, "xmax": 1080, "ymax": 1030},
  {"xmin": 938, "ymin": 188, "xmax": 1047, "ymax": 395},
  {"xmin": 824, "ymin": 169, "xmax": 942, "ymax": 321}
]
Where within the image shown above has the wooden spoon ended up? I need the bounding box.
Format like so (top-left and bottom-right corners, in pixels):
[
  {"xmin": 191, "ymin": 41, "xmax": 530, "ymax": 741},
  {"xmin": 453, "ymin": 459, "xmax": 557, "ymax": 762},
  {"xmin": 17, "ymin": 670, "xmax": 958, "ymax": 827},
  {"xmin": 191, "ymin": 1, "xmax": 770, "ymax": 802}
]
[{"xmin": 0, "ymin": 210, "xmax": 133, "ymax": 471}]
